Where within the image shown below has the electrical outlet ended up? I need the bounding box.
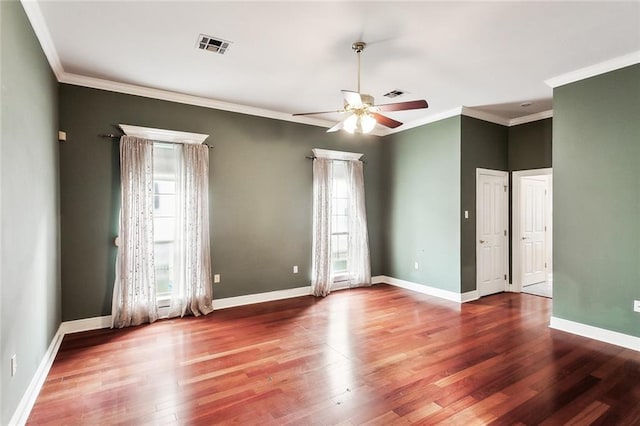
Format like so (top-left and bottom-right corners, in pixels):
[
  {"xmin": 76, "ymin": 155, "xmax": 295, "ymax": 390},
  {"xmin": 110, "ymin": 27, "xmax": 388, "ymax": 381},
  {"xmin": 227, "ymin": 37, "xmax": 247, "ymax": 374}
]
[
  {"xmin": 214, "ymin": 274, "xmax": 220, "ymax": 284},
  {"xmin": 464, "ymin": 210, "xmax": 469, "ymax": 219},
  {"xmin": 293, "ymin": 265, "xmax": 298, "ymax": 274},
  {"xmin": 414, "ymin": 261, "xmax": 419, "ymax": 270},
  {"xmin": 634, "ymin": 300, "xmax": 640, "ymax": 313},
  {"xmin": 10, "ymin": 355, "xmax": 17, "ymax": 377}
]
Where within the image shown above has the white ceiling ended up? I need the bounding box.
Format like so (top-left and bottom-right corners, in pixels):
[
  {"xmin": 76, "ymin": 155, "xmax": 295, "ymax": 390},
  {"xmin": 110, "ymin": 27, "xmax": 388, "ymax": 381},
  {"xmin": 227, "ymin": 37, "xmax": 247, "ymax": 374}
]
[{"xmin": 29, "ymin": 1, "xmax": 640, "ymax": 132}]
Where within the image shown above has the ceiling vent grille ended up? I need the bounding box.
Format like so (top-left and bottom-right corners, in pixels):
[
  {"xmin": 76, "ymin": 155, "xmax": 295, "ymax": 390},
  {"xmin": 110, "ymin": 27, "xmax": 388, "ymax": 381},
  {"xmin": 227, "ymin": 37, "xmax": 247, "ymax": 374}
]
[
  {"xmin": 383, "ymin": 89, "xmax": 406, "ymax": 99},
  {"xmin": 197, "ymin": 34, "xmax": 231, "ymax": 55}
]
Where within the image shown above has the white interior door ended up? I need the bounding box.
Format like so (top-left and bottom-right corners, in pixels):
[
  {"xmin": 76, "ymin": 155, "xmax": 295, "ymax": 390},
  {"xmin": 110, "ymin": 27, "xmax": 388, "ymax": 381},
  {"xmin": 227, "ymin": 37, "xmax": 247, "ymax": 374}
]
[
  {"xmin": 520, "ymin": 176, "xmax": 548, "ymax": 286},
  {"xmin": 476, "ymin": 169, "xmax": 508, "ymax": 297}
]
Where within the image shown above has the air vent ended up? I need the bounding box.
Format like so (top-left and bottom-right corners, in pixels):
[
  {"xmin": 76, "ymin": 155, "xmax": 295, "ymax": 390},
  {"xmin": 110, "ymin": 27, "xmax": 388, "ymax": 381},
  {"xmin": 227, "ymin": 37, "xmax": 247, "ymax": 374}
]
[
  {"xmin": 383, "ymin": 89, "xmax": 406, "ymax": 98},
  {"xmin": 197, "ymin": 34, "xmax": 231, "ymax": 55}
]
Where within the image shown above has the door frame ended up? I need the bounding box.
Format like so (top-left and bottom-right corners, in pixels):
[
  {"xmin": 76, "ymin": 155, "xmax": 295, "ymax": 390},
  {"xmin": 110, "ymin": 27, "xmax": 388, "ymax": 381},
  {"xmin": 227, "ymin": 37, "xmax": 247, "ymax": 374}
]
[
  {"xmin": 511, "ymin": 168, "xmax": 553, "ymax": 293},
  {"xmin": 476, "ymin": 168, "xmax": 509, "ymax": 296}
]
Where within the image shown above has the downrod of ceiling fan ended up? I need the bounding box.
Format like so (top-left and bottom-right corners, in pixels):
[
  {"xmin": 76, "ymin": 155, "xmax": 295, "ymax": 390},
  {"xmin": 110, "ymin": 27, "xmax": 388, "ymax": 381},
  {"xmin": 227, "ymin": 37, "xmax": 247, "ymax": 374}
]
[{"xmin": 352, "ymin": 42, "xmax": 366, "ymax": 94}]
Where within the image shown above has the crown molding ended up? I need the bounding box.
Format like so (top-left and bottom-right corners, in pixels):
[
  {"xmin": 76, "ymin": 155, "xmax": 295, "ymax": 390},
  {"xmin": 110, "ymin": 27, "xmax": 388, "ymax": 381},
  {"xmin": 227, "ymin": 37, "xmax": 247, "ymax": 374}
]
[
  {"xmin": 509, "ymin": 110, "xmax": 553, "ymax": 126},
  {"xmin": 383, "ymin": 106, "xmax": 554, "ymax": 136},
  {"xmin": 20, "ymin": 0, "xmax": 64, "ymax": 80},
  {"xmin": 545, "ymin": 50, "xmax": 640, "ymax": 88},
  {"xmin": 60, "ymin": 72, "xmax": 338, "ymax": 130},
  {"xmin": 461, "ymin": 107, "xmax": 511, "ymax": 126},
  {"xmin": 384, "ymin": 107, "xmax": 464, "ymax": 135}
]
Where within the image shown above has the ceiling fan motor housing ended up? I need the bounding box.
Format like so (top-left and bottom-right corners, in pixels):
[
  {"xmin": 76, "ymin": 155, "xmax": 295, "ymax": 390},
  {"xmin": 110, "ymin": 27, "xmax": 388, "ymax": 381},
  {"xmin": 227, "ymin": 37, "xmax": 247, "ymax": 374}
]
[{"xmin": 360, "ymin": 94, "xmax": 374, "ymax": 106}]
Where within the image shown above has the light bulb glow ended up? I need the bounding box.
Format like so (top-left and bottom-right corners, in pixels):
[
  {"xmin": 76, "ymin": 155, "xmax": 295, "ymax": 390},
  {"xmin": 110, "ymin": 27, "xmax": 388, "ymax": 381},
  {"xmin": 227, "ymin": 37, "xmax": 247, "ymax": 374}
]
[
  {"xmin": 343, "ymin": 114, "xmax": 358, "ymax": 134},
  {"xmin": 361, "ymin": 113, "xmax": 377, "ymax": 133}
]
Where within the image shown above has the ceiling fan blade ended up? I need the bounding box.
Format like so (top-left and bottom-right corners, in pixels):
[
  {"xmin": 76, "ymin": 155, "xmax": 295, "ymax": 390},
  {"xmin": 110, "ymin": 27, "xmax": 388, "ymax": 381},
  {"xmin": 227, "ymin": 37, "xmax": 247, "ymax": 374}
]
[
  {"xmin": 326, "ymin": 120, "xmax": 345, "ymax": 133},
  {"xmin": 342, "ymin": 90, "xmax": 363, "ymax": 108},
  {"xmin": 374, "ymin": 99, "xmax": 429, "ymax": 112},
  {"xmin": 293, "ymin": 109, "xmax": 345, "ymax": 116},
  {"xmin": 372, "ymin": 113, "xmax": 403, "ymax": 129}
]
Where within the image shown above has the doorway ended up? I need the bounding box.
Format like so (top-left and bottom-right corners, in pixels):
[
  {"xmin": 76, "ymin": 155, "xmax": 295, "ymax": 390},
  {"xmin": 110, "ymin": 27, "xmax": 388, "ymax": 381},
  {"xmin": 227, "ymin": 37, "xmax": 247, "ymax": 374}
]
[
  {"xmin": 512, "ymin": 168, "xmax": 553, "ymax": 298},
  {"xmin": 476, "ymin": 168, "xmax": 509, "ymax": 297}
]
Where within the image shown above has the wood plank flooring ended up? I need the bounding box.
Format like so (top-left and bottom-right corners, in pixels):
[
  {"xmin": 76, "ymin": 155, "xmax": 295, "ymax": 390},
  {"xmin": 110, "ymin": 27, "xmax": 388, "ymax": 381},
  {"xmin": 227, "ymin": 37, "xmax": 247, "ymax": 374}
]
[{"xmin": 28, "ymin": 285, "xmax": 640, "ymax": 425}]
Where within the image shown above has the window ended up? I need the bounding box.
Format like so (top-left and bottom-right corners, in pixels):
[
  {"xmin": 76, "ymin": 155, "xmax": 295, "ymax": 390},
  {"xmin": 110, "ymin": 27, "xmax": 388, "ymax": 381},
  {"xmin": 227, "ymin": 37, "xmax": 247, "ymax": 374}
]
[
  {"xmin": 153, "ymin": 143, "xmax": 178, "ymax": 305},
  {"xmin": 331, "ymin": 161, "xmax": 349, "ymax": 280},
  {"xmin": 112, "ymin": 125, "xmax": 213, "ymax": 326},
  {"xmin": 310, "ymin": 148, "xmax": 371, "ymax": 296}
]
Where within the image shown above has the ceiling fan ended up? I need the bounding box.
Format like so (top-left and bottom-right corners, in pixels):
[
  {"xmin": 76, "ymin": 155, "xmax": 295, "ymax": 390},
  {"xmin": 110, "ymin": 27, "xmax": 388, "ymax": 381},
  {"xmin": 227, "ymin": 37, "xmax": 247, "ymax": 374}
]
[{"xmin": 293, "ymin": 41, "xmax": 429, "ymax": 134}]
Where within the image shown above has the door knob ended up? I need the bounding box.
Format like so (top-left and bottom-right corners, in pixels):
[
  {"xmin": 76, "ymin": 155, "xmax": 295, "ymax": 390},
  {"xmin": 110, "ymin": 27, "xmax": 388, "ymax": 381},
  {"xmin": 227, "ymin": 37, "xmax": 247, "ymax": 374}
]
[
  {"xmin": 479, "ymin": 240, "xmax": 486, "ymax": 244},
  {"xmin": 521, "ymin": 236, "xmax": 528, "ymax": 240}
]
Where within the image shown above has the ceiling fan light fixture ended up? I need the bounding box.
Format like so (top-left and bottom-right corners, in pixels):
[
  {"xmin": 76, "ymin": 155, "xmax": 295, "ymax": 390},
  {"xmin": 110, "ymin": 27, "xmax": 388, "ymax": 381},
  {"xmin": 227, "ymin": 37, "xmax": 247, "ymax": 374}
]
[
  {"xmin": 342, "ymin": 112, "xmax": 376, "ymax": 134},
  {"xmin": 361, "ymin": 113, "xmax": 377, "ymax": 133},
  {"xmin": 343, "ymin": 114, "xmax": 358, "ymax": 134},
  {"xmin": 292, "ymin": 41, "xmax": 428, "ymax": 134}
]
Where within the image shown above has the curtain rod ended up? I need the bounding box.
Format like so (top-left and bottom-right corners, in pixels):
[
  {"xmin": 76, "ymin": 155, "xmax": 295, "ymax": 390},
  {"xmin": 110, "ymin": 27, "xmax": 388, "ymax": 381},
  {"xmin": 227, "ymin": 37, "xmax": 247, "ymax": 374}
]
[
  {"xmin": 305, "ymin": 155, "xmax": 366, "ymax": 164},
  {"xmin": 98, "ymin": 133, "xmax": 214, "ymax": 149}
]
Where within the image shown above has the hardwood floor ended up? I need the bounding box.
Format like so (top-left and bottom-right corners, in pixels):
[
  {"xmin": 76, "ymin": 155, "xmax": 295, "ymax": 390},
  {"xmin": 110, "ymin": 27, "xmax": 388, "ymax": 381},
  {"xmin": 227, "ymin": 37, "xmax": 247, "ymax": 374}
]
[{"xmin": 28, "ymin": 285, "xmax": 640, "ymax": 425}]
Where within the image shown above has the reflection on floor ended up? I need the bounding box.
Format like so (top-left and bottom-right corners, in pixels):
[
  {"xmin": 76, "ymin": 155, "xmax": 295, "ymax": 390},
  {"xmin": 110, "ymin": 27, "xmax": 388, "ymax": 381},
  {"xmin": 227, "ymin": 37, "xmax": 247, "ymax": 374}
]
[{"xmin": 522, "ymin": 279, "xmax": 552, "ymax": 298}]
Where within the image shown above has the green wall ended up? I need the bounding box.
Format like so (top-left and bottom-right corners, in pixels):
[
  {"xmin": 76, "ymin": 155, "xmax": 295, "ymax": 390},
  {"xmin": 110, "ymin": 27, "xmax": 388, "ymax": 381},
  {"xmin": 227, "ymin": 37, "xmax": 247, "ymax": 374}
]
[
  {"xmin": 460, "ymin": 116, "xmax": 508, "ymax": 293},
  {"xmin": 0, "ymin": 1, "xmax": 61, "ymax": 423},
  {"xmin": 553, "ymin": 64, "xmax": 639, "ymax": 337},
  {"xmin": 507, "ymin": 117, "xmax": 553, "ymax": 281},
  {"xmin": 508, "ymin": 118, "xmax": 552, "ymax": 171},
  {"xmin": 383, "ymin": 117, "xmax": 462, "ymax": 292},
  {"xmin": 59, "ymin": 84, "xmax": 385, "ymax": 321}
]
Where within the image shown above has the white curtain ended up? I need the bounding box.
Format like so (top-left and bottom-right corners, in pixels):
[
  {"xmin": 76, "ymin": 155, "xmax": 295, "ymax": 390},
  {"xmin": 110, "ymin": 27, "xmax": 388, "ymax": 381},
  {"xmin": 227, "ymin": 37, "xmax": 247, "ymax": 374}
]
[
  {"xmin": 111, "ymin": 136, "xmax": 158, "ymax": 328},
  {"xmin": 169, "ymin": 144, "xmax": 214, "ymax": 317},
  {"xmin": 345, "ymin": 160, "xmax": 371, "ymax": 287},
  {"xmin": 311, "ymin": 158, "xmax": 333, "ymax": 296}
]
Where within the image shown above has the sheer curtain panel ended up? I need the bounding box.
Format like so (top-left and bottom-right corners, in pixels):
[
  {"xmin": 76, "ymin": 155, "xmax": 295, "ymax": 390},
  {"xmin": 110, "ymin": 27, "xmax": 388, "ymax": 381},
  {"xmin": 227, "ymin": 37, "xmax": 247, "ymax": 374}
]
[
  {"xmin": 346, "ymin": 160, "xmax": 371, "ymax": 287},
  {"xmin": 111, "ymin": 136, "xmax": 158, "ymax": 328},
  {"xmin": 169, "ymin": 144, "xmax": 214, "ymax": 317},
  {"xmin": 311, "ymin": 158, "xmax": 333, "ymax": 296}
]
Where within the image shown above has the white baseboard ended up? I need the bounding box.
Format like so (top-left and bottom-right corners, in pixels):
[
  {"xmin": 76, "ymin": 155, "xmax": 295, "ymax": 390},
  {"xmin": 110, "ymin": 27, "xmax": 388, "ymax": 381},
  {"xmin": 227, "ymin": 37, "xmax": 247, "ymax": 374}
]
[
  {"xmin": 9, "ymin": 325, "xmax": 64, "ymax": 426},
  {"xmin": 59, "ymin": 315, "xmax": 112, "ymax": 335},
  {"xmin": 376, "ymin": 275, "xmax": 479, "ymax": 303},
  {"xmin": 550, "ymin": 316, "xmax": 640, "ymax": 352},
  {"xmin": 371, "ymin": 275, "xmax": 386, "ymax": 285},
  {"xmin": 460, "ymin": 289, "xmax": 480, "ymax": 303},
  {"xmin": 212, "ymin": 286, "xmax": 312, "ymax": 310}
]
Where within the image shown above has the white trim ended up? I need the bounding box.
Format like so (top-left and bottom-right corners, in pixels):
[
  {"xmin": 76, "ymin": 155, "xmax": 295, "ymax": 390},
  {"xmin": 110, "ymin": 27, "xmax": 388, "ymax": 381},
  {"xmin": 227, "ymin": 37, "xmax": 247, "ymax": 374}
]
[
  {"xmin": 19, "ymin": 0, "xmax": 64, "ymax": 80},
  {"xmin": 59, "ymin": 315, "xmax": 112, "ymax": 335},
  {"xmin": 212, "ymin": 286, "xmax": 312, "ymax": 310},
  {"xmin": 384, "ymin": 107, "xmax": 552, "ymax": 136},
  {"xmin": 461, "ymin": 107, "xmax": 511, "ymax": 126},
  {"xmin": 59, "ymin": 72, "xmax": 337, "ymax": 130},
  {"xmin": 511, "ymin": 168, "xmax": 553, "ymax": 293},
  {"xmin": 119, "ymin": 124, "xmax": 209, "ymax": 145},
  {"xmin": 476, "ymin": 167, "xmax": 508, "ymax": 178},
  {"xmin": 9, "ymin": 325, "xmax": 64, "ymax": 426},
  {"xmin": 476, "ymin": 168, "xmax": 509, "ymax": 297},
  {"xmin": 545, "ymin": 51, "xmax": 640, "ymax": 88},
  {"xmin": 550, "ymin": 317, "xmax": 640, "ymax": 352},
  {"xmin": 460, "ymin": 290, "xmax": 480, "ymax": 303},
  {"xmin": 377, "ymin": 275, "xmax": 478, "ymax": 303},
  {"xmin": 311, "ymin": 148, "xmax": 363, "ymax": 161},
  {"xmin": 384, "ymin": 107, "xmax": 464, "ymax": 135},
  {"xmin": 509, "ymin": 110, "xmax": 553, "ymax": 127},
  {"xmin": 371, "ymin": 275, "xmax": 386, "ymax": 285}
]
